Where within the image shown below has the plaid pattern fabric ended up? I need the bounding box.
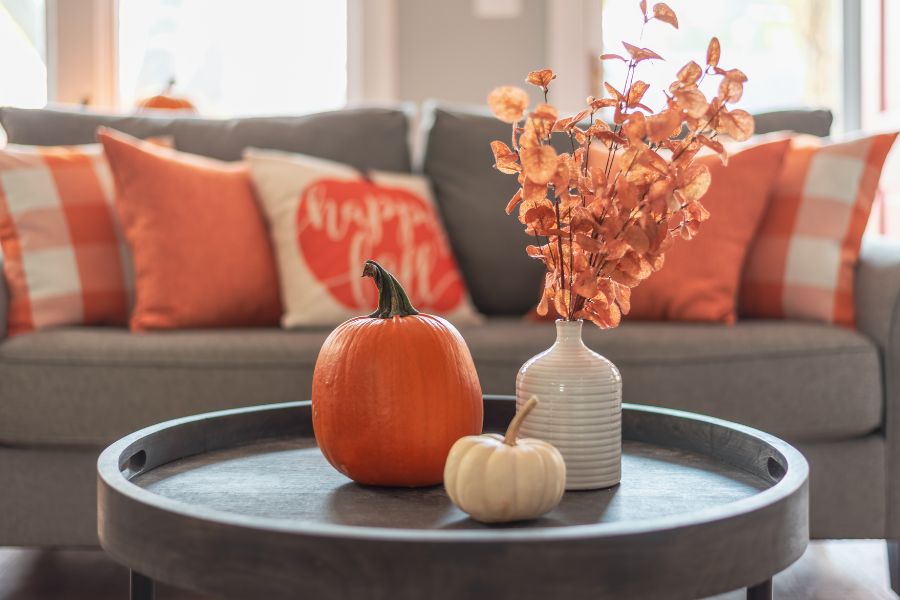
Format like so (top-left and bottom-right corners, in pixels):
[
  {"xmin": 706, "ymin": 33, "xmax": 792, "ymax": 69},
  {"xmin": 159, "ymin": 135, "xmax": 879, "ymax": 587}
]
[
  {"xmin": 740, "ymin": 132, "xmax": 898, "ymax": 327},
  {"xmin": 0, "ymin": 144, "xmax": 133, "ymax": 335}
]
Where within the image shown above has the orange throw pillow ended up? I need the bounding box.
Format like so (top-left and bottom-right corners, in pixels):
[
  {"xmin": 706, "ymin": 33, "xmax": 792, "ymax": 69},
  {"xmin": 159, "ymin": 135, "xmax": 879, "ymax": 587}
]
[
  {"xmin": 98, "ymin": 129, "xmax": 282, "ymax": 331},
  {"xmin": 739, "ymin": 132, "xmax": 898, "ymax": 326},
  {"xmin": 628, "ymin": 138, "xmax": 792, "ymax": 323},
  {"xmin": 528, "ymin": 137, "xmax": 791, "ymax": 324}
]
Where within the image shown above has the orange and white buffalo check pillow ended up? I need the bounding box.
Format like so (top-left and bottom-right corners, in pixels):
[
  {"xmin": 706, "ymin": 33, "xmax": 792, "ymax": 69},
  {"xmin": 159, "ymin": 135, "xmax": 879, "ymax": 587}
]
[
  {"xmin": 0, "ymin": 144, "xmax": 133, "ymax": 335},
  {"xmin": 740, "ymin": 132, "xmax": 898, "ymax": 327}
]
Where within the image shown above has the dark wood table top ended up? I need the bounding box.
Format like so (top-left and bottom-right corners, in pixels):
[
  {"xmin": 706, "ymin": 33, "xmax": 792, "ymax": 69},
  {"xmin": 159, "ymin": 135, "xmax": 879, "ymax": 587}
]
[{"xmin": 97, "ymin": 396, "xmax": 809, "ymax": 600}]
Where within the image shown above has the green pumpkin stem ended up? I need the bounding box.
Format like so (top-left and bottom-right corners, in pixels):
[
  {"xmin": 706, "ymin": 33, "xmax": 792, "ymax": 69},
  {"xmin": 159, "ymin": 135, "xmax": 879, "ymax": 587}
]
[
  {"xmin": 504, "ymin": 396, "xmax": 539, "ymax": 446},
  {"xmin": 362, "ymin": 260, "xmax": 420, "ymax": 319}
]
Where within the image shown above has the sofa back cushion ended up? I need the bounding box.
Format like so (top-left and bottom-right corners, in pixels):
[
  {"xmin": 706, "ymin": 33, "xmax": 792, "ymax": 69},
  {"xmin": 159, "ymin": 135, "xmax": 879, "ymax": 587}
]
[
  {"xmin": 421, "ymin": 106, "xmax": 543, "ymax": 315},
  {"xmin": 0, "ymin": 105, "xmax": 413, "ymax": 172},
  {"xmin": 420, "ymin": 103, "xmax": 834, "ymax": 316},
  {"xmin": 752, "ymin": 109, "xmax": 833, "ymax": 138}
]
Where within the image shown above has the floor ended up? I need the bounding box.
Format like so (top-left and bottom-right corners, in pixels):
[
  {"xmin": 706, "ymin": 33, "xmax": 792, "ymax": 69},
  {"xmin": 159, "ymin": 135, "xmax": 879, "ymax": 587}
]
[{"xmin": 0, "ymin": 540, "xmax": 896, "ymax": 599}]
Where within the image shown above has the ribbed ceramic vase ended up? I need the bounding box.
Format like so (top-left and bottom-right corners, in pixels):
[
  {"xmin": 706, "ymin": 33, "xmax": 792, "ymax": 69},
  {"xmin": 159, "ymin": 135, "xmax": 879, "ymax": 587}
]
[{"xmin": 516, "ymin": 319, "xmax": 622, "ymax": 490}]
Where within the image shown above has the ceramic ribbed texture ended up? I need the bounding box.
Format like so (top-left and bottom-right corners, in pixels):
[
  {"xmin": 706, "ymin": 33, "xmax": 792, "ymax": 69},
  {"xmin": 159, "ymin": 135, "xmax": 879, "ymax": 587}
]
[{"xmin": 516, "ymin": 320, "xmax": 622, "ymax": 490}]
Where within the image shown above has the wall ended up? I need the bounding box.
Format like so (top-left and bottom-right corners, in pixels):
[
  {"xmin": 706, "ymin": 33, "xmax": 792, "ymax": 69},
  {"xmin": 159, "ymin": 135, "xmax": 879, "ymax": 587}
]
[{"xmin": 397, "ymin": 0, "xmax": 547, "ymax": 109}]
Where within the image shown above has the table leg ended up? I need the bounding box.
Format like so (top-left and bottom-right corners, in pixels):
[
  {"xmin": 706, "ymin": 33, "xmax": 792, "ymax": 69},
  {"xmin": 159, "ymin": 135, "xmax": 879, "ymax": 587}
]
[
  {"xmin": 747, "ymin": 579, "xmax": 773, "ymax": 600},
  {"xmin": 130, "ymin": 570, "xmax": 155, "ymax": 600},
  {"xmin": 887, "ymin": 539, "xmax": 900, "ymax": 594}
]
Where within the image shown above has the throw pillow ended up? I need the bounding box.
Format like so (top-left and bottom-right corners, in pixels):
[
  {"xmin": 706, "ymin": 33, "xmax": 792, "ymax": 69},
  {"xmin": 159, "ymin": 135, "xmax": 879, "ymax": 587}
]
[
  {"xmin": 245, "ymin": 148, "xmax": 480, "ymax": 327},
  {"xmin": 740, "ymin": 132, "xmax": 898, "ymax": 326},
  {"xmin": 0, "ymin": 143, "xmax": 134, "ymax": 335},
  {"xmin": 98, "ymin": 128, "xmax": 282, "ymax": 331},
  {"xmin": 627, "ymin": 137, "xmax": 793, "ymax": 323},
  {"xmin": 526, "ymin": 136, "xmax": 792, "ymax": 324}
]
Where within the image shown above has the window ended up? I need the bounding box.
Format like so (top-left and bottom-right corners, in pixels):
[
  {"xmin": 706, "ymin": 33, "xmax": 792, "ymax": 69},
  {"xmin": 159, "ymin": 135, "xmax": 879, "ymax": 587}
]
[
  {"xmin": 117, "ymin": 0, "xmax": 348, "ymax": 117},
  {"xmin": 0, "ymin": 0, "xmax": 46, "ymax": 108},
  {"xmin": 884, "ymin": 2, "xmax": 900, "ymax": 115},
  {"xmin": 861, "ymin": 0, "xmax": 900, "ymax": 236},
  {"xmin": 601, "ymin": 0, "xmax": 841, "ymax": 119}
]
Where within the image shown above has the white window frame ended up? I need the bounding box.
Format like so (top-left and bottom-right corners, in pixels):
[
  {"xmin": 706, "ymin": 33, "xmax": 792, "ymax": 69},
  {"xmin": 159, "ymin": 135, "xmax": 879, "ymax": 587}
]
[
  {"xmin": 545, "ymin": 0, "xmax": 603, "ymax": 115},
  {"xmin": 861, "ymin": 0, "xmax": 900, "ymax": 130},
  {"xmin": 842, "ymin": 0, "xmax": 862, "ymax": 132},
  {"xmin": 347, "ymin": 0, "xmax": 397, "ymax": 104},
  {"xmin": 46, "ymin": 0, "xmax": 117, "ymax": 108},
  {"xmin": 46, "ymin": 0, "xmax": 397, "ymax": 110}
]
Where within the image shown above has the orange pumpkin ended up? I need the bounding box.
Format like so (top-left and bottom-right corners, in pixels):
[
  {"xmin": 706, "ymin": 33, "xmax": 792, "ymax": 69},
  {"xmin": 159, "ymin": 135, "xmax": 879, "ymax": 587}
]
[
  {"xmin": 312, "ymin": 260, "xmax": 483, "ymax": 487},
  {"xmin": 136, "ymin": 78, "xmax": 196, "ymax": 112}
]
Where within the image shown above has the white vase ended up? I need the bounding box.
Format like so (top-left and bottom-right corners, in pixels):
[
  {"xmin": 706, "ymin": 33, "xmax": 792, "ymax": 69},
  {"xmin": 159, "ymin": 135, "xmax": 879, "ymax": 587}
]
[{"xmin": 516, "ymin": 319, "xmax": 622, "ymax": 490}]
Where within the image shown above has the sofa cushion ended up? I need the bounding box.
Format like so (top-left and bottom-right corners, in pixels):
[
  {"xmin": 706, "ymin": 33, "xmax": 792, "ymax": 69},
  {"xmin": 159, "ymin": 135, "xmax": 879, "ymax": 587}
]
[
  {"xmin": 421, "ymin": 105, "xmax": 544, "ymax": 315},
  {"xmin": 0, "ymin": 327, "xmax": 324, "ymax": 446},
  {"xmin": 469, "ymin": 319, "xmax": 881, "ymax": 443},
  {"xmin": 0, "ymin": 105, "xmax": 412, "ymax": 171},
  {"xmin": 752, "ymin": 109, "xmax": 833, "ymax": 137},
  {"xmin": 0, "ymin": 319, "xmax": 880, "ymax": 446}
]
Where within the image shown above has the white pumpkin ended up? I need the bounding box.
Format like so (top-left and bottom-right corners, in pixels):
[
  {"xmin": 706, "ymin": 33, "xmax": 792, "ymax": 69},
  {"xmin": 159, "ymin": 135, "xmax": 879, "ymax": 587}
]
[{"xmin": 444, "ymin": 396, "xmax": 566, "ymax": 523}]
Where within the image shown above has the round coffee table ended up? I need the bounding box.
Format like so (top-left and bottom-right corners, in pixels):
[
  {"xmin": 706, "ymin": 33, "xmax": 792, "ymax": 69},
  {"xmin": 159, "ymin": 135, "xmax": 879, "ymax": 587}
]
[{"xmin": 97, "ymin": 396, "xmax": 808, "ymax": 600}]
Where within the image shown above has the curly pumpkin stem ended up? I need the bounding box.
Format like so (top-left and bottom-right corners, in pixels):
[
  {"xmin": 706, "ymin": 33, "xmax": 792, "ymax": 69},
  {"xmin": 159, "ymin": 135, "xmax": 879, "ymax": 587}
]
[
  {"xmin": 504, "ymin": 396, "xmax": 539, "ymax": 446},
  {"xmin": 362, "ymin": 260, "xmax": 420, "ymax": 319}
]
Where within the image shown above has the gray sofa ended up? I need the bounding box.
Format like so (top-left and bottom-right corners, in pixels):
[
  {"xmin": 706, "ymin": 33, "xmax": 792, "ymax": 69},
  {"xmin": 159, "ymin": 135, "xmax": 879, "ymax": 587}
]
[{"xmin": 0, "ymin": 105, "xmax": 895, "ymax": 553}]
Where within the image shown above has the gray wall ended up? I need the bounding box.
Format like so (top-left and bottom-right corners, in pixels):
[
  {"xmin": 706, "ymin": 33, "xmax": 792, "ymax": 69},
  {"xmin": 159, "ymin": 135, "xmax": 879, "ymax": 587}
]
[{"xmin": 397, "ymin": 0, "xmax": 547, "ymax": 107}]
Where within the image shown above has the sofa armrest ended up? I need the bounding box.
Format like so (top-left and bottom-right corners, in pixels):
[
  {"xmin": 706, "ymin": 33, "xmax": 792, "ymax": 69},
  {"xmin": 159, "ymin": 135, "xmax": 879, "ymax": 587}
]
[
  {"xmin": 0, "ymin": 252, "xmax": 7, "ymax": 340},
  {"xmin": 858, "ymin": 236, "xmax": 900, "ymax": 537},
  {"xmin": 857, "ymin": 235, "xmax": 900, "ymax": 349}
]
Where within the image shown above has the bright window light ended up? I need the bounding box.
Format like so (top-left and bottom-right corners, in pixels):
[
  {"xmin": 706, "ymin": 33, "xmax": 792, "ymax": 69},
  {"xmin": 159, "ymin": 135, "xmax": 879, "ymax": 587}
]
[
  {"xmin": 118, "ymin": 0, "xmax": 348, "ymax": 117},
  {"xmin": 601, "ymin": 0, "xmax": 840, "ymax": 117},
  {"xmin": 0, "ymin": 0, "xmax": 47, "ymax": 109}
]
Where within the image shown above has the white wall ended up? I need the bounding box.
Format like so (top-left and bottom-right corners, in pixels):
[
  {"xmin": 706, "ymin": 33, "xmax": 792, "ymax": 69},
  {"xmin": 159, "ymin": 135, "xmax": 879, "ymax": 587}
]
[{"xmin": 396, "ymin": 0, "xmax": 547, "ymax": 108}]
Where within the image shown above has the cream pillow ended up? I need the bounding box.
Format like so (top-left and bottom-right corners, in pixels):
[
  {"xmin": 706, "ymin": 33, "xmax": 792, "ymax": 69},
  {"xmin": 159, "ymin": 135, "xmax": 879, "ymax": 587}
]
[{"xmin": 245, "ymin": 148, "xmax": 481, "ymax": 327}]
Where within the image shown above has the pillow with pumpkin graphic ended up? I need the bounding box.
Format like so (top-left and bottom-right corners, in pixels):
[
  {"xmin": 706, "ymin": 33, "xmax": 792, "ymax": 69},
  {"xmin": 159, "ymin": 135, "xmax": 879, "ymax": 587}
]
[{"xmin": 245, "ymin": 148, "xmax": 481, "ymax": 328}]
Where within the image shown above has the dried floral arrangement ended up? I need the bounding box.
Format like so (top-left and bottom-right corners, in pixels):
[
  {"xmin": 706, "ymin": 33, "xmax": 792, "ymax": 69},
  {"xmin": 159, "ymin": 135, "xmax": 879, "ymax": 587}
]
[{"xmin": 488, "ymin": 1, "xmax": 754, "ymax": 328}]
